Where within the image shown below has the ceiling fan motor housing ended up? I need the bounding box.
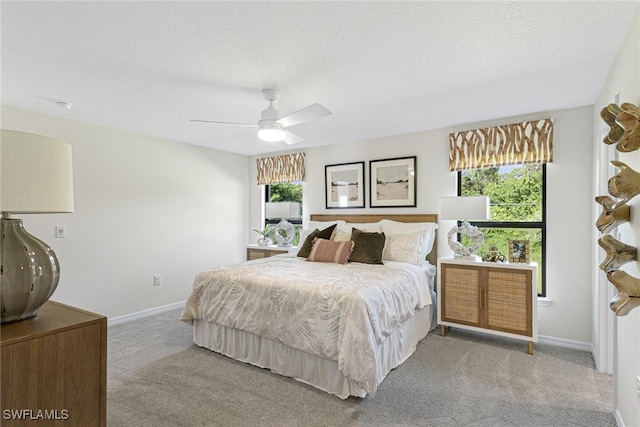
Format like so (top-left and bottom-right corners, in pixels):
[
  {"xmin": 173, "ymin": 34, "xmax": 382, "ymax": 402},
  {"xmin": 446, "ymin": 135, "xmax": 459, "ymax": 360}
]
[{"xmin": 258, "ymin": 100, "xmax": 286, "ymax": 141}]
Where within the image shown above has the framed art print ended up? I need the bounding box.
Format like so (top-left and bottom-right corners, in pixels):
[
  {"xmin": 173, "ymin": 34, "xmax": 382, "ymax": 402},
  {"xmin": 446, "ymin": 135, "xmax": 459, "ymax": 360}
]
[
  {"xmin": 325, "ymin": 162, "xmax": 365, "ymax": 209},
  {"xmin": 509, "ymin": 239, "xmax": 530, "ymax": 263},
  {"xmin": 369, "ymin": 156, "xmax": 416, "ymax": 208}
]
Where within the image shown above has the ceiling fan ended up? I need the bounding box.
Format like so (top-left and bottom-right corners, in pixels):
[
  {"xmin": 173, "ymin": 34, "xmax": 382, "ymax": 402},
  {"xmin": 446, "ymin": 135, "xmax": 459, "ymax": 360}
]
[{"xmin": 190, "ymin": 89, "xmax": 331, "ymax": 145}]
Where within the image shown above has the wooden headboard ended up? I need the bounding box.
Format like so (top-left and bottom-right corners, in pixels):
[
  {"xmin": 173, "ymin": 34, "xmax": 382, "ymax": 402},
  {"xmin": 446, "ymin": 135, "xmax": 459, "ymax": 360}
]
[{"xmin": 310, "ymin": 213, "xmax": 438, "ymax": 266}]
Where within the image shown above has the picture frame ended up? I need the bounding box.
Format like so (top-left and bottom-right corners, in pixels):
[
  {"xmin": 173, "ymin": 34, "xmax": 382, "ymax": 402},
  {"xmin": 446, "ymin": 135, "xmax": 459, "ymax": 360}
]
[
  {"xmin": 325, "ymin": 161, "xmax": 365, "ymax": 209},
  {"xmin": 508, "ymin": 239, "xmax": 530, "ymax": 263},
  {"xmin": 369, "ymin": 156, "xmax": 416, "ymax": 208}
]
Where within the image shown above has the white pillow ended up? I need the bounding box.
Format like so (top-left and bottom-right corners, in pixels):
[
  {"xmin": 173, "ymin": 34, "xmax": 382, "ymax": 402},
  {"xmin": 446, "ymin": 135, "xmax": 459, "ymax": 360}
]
[
  {"xmin": 306, "ymin": 220, "xmax": 345, "ymax": 232},
  {"xmin": 300, "ymin": 220, "xmax": 345, "ymax": 244},
  {"xmin": 382, "ymin": 230, "xmax": 430, "ymax": 265},
  {"xmin": 298, "ymin": 228, "xmax": 314, "ymax": 247},
  {"xmin": 379, "ymin": 219, "xmax": 438, "ymax": 254},
  {"xmin": 333, "ymin": 222, "xmax": 382, "ymax": 241}
]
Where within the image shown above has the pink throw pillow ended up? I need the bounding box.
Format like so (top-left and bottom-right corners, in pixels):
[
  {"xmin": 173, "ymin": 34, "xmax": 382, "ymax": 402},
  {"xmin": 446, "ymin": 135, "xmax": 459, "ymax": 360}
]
[{"xmin": 307, "ymin": 238, "xmax": 354, "ymax": 264}]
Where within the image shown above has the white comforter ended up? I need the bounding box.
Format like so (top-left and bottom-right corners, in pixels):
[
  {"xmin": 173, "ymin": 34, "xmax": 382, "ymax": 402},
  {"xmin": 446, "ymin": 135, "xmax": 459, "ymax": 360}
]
[{"xmin": 181, "ymin": 254, "xmax": 432, "ymax": 395}]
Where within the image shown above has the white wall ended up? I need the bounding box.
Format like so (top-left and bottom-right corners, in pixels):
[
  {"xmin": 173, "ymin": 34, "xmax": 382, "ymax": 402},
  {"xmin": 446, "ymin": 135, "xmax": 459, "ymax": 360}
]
[
  {"xmin": 593, "ymin": 8, "xmax": 640, "ymax": 426},
  {"xmin": 1, "ymin": 106, "xmax": 249, "ymax": 318},
  {"xmin": 251, "ymin": 104, "xmax": 595, "ymax": 344}
]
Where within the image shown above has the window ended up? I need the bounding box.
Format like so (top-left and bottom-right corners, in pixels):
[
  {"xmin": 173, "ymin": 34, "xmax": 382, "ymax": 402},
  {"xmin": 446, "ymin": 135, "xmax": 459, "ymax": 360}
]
[
  {"xmin": 264, "ymin": 182, "xmax": 303, "ymax": 245},
  {"xmin": 458, "ymin": 165, "xmax": 546, "ymax": 296}
]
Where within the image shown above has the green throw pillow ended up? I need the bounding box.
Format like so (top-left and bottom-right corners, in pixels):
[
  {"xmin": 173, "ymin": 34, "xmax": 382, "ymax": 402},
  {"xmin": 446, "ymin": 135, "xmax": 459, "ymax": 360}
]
[
  {"xmin": 349, "ymin": 228, "xmax": 385, "ymax": 265},
  {"xmin": 297, "ymin": 224, "xmax": 337, "ymax": 258}
]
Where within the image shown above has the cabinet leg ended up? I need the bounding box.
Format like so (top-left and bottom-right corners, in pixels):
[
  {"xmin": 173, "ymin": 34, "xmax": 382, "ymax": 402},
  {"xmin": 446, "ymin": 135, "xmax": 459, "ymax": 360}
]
[
  {"xmin": 528, "ymin": 341, "xmax": 534, "ymax": 355},
  {"xmin": 440, "ymin": 325, "xmax": 449, "ymax": 337}
]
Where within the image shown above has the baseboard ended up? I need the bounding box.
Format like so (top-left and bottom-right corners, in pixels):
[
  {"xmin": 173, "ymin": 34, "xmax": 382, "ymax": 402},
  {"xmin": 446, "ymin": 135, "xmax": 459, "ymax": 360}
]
[
  {"xmin": 108, "ymin": 300, "xmax": 186, "ymax": 327},
  {"xmin": 537, "ymin": 334, "xmax": 592, "ymax": 352}
]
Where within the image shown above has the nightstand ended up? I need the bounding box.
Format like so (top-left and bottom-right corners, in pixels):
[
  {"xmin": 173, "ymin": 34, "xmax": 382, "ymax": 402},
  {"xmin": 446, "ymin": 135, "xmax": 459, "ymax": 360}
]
[
  {"xmin": 437, "ymin": 257, "xmax": 538, "ymax": 354},
  {"xmin": 246, "ymin": 244, "xmax": 298, "ymax": 260},
  {"xmin": 0, "ymin": 301, "xmax": 107, "ymax": 426}
]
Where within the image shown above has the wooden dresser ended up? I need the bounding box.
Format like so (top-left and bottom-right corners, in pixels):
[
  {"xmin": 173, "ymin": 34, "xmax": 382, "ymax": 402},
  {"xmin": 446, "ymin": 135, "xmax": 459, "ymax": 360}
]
[
  {"xmin": 246, "ymin": 244, "xmax": 297, "ymax": 260},
  {"xmin": 0, "ymin": 301, "xmax": 107, "ymax": 426}
]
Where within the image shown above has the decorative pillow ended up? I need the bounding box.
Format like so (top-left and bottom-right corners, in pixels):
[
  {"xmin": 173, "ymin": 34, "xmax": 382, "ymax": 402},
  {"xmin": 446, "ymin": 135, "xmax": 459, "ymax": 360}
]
[
  {"xmin": 382, "ymin": 230, "xmax": 430, "ymax": 265},
  {"xmin": 307, "ymin": 238, "xmax": 354, "ymax": 264},
  {"xmin": 349, "ymin": 228, "xmax": 385, "ymax": 265},
  {"xmin": 297, "ymin": 224, "xmax": 338, "ymax": 258},
  {"xmin": 306, "ymin": 220, "xmax": 345, "ymax": 237},
  {"xmin": 333, "ymin": 222, "xmax": 383, "ymax": 242},
  {"xmin": 379, "ymin": 219, "xmax": 438, "ymax": 256}
]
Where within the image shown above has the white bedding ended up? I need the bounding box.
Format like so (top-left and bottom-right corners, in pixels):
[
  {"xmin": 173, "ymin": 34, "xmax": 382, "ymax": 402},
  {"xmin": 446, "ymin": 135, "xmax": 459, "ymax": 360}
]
[{"xmin": 181, "ymin": 254, "xmax": 434, "ymax": 397}]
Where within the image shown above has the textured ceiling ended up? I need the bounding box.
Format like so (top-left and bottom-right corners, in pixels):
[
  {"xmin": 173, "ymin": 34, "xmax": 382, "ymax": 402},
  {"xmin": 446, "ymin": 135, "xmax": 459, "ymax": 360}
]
[{"xmin": 2, "ymin": 1, "xmax": 638, "ymax": 156}]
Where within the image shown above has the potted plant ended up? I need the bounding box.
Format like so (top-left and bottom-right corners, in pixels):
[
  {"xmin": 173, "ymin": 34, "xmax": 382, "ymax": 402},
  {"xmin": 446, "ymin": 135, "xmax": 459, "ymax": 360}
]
[{"xmin": 253, "ymin": 225, "xmax": 273, "ymax": 246}]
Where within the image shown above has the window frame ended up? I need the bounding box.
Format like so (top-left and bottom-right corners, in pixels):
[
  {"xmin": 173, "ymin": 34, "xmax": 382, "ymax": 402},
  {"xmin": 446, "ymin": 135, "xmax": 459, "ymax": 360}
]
[
  {"xmin": 457, "ymin": 164, "xmax": 547, "ymax": 297},
  {"xmin": 264, "ymin": 184, "xmax": 303, "ymax": 227}
]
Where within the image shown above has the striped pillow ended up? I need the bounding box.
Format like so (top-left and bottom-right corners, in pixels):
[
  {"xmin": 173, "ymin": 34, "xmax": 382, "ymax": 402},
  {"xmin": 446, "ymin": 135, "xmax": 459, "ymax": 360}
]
[{"xmin": 307, "ymin": 238, "xmax": 354, "ymax": 264}]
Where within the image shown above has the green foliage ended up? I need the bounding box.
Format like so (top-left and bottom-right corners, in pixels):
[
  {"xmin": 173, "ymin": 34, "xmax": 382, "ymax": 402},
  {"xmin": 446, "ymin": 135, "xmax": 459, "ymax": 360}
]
[
  {"xmin": 460, "ymin": 165, "xmax": 544, "ymax": 294},
  {"xmin": 253, "ymin": 225, "xmax": 273, "ymax": 238},
  {"xmin": 461, "ymin": 166, "xmax": 542, "ymax": 222},
  {"xmin": 269, "ymin": 183, "xmax": 302, "ymax": 203}
]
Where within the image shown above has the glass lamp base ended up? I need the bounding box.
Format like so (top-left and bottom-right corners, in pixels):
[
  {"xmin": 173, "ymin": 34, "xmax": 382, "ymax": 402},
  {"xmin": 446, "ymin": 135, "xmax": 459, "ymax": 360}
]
[
  {"xmin": 0, "ymin": 218, "xmax": 60, "ymax": 323},
  {"xmin": 447, "ymin": 222, "xmax": 485, "ymax": 259}
]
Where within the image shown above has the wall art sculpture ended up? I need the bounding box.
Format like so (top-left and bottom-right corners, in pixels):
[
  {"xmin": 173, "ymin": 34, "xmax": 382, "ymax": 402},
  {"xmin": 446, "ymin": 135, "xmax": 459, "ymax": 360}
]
[
  {"xmin": 608, "ymin": 160, "xmax": 640, "ymax": 208},
  {"xmin": 600, "ymin": 102, "xmax": 640, "ymax": 152},
  {"xmin": 595, "ymin": 195, "xmax": 630, "ymax": 234},
  {"xmin": 596, "ymin": 102, "xmax": 640, "ymax": 316},
  {"xmin": 598, "ymin": 235, "xmax": 637, "ymax": 272},
  {"xmin": 608, "ymin": 270, "xmax": 640, "ymax": 316}
]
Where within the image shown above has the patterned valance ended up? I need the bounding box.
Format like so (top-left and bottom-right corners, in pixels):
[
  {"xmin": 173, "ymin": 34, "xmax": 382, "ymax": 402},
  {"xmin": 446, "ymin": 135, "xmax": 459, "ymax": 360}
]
[
  {"xmin": 256, "ymin": 152, "xmax": 305, "ymax": 185},
  {"xmin": 449, "ymin": 119, "xmax": 553, "ymax": 171}
]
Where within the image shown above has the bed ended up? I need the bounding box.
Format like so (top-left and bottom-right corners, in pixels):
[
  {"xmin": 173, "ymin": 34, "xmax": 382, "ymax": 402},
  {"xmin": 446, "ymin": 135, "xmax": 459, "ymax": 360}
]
[{"xmin": 181, "ymin": 214, "xmax": 438, "ymax": 399}]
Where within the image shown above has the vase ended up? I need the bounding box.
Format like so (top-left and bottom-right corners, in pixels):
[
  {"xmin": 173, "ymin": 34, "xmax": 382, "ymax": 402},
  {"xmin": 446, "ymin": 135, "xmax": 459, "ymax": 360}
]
[
  {"xmin": 257, "ymin": 237, "xmax": 272, "ymax": 246},
  {"xmin": 274, "ymin": 219, "xmax": 295, "ymax": 247},
  {"xmin": 1, "ymin": 218, "xmax": 60, "ymax": 323}
]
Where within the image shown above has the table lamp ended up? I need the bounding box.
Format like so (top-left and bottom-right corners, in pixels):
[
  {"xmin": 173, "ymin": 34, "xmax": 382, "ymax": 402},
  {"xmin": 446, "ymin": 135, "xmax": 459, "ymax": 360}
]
[
  {"xmin": 1, "ymin": 130, "xmax": 74, "ymax": 323},
  {"xmin": 440, "ymin": 195, "xmax": 490, "ymax": 260}
]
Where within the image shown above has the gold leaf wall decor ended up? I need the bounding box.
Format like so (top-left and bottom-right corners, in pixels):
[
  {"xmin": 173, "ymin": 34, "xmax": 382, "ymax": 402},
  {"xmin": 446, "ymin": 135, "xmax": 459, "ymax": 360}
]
[
  {"xmin": 601, "ymin": 103, "xmax": 625, "ymax": 145},
  {"xmin": 608, "ymin": 160, "xmax": 640, "ymax": 208},
  {"xmin": 599, "ymin": 102, "xmax": 640, "ymax": 152},
  {"xmin": 598, "ymin": 102, "xmax": 640, "ymax": 316},
  {"xmin": 608, "ymin": 270, "xmax": 640, "ymax": 316},
  {"xmin": 616, "ymin": 103, "xmax": 640, "ymax": 152},
  {"xmin": 595, "ymin": 195, "xmax": 630, "ymax": 234},
  {"xmin": 598, "ymin": 235, "xmax": 637, "ymax": 272}
]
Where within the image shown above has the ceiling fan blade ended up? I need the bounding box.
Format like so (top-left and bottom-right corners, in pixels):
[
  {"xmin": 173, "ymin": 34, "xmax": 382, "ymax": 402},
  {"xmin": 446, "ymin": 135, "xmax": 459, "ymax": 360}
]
[
  {"xmin": 276, "ymin": 103, "xmax": 331, "ymax": 128},
  {"xmin": 283, "ymin": 131, "xmax": 304, "ymax": 145},
  {"xmin": 189, "ymin": 119, "xmax": 257, "ymax": 128}
]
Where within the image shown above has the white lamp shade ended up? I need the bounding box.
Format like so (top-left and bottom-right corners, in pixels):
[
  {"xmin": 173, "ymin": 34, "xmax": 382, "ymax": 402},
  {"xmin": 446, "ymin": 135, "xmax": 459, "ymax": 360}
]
[
  {"xmin": 1, "ymin": 130, "xmax": 74, "ymax": 213},
  {"xmin": 265, "ymin": 201, "xmax": 301, "ymax": 219},
  {"xmin": 440, "ymin": 195, "xmax": 490, "ymax": 221}
]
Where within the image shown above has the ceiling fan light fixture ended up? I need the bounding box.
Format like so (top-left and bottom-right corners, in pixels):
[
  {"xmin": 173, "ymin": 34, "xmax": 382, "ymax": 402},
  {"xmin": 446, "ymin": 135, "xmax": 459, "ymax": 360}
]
[{"xmin": 258, "ymin": 125, "xmax": 286, "ymax": 142}]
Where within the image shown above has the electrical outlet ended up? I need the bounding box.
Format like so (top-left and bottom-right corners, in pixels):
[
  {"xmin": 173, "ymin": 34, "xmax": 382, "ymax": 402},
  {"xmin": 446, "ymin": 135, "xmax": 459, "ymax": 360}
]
[
  {"xmin": 55, "ymin": 225, "xmax": 66, "ymax": 238},
  {"xmin": 153, "ymin": 275, "xmax": 161, "ymax": 286}
]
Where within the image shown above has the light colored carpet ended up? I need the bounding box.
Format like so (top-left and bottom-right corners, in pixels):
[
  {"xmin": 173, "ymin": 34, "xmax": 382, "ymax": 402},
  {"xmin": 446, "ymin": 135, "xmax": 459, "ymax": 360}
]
[{"xmin": 107, "ymin": 309, "xmax": 614, "ymax": 426}]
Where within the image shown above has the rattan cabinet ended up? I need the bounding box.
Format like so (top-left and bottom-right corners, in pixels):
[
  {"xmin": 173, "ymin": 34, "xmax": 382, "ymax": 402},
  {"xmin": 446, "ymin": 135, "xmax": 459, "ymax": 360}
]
[{"xmin": 437, "ymin": 257, "xmax": 538, "ymax": 354}]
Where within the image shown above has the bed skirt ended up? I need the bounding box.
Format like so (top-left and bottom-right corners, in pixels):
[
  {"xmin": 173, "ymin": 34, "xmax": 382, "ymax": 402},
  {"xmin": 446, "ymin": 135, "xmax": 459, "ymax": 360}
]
[{"xmin": 192, "ymin": 305, "xmax": 433, "ymax": 399}]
